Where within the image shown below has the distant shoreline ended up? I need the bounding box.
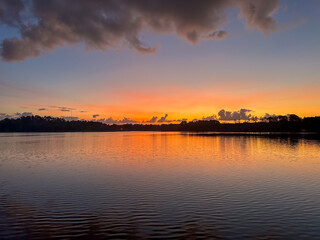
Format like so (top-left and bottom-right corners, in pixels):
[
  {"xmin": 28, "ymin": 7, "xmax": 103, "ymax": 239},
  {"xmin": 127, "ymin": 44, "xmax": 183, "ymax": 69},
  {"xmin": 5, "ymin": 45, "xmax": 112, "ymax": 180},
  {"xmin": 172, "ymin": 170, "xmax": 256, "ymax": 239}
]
[
  {"xmin": 1, "ymin": 116, "xmax": 320, "ymax": 134},
  {"xmin": 1, "ymin": 131, "xmax": 319, "ymax": 135}
]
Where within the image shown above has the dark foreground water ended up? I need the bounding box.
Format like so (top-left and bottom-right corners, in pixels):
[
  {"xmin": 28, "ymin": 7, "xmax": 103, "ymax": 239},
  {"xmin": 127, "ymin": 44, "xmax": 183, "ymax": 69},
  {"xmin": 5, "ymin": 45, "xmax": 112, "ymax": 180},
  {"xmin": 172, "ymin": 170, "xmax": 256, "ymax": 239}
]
[{"xmin": 0, "ymin": 132, "xmax": 320, "ymax": 239}]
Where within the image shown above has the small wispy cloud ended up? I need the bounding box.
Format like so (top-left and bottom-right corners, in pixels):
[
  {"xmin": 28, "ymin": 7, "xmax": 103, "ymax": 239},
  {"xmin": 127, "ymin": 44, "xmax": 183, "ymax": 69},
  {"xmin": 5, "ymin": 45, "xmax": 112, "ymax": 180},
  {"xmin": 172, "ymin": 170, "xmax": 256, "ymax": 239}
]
[
  {"xmin": 50, "ymin": 106, "xmax": 75, "ymax": 112},
  {"xmin": 61, "ymin": 116, "xmax": 79, "ymax": 121}
]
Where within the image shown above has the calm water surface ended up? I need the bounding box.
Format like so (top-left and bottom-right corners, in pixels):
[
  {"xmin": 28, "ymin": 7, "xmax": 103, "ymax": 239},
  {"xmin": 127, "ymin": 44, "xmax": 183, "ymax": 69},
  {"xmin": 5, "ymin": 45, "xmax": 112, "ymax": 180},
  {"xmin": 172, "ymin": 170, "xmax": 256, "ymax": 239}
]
[{"xmin": 0, "ymin": 132, "xmax": 320, "ymax": 239}]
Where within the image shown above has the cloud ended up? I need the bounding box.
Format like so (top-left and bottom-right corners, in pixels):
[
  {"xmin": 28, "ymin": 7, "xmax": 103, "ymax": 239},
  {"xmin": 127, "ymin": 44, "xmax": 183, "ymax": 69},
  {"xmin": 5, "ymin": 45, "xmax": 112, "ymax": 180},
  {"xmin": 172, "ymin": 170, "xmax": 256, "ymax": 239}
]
[
  {"xmin": 218, "ymin": 109, "xmax": 232, "ymax": 121},
  {"xmin": 207, "ymin": 31, "xmax": 228, "ymax": 40},
  {"xmin": 238, "ymin": 0, "xmax": 279, "ymax": 34},
  {"xmin": 62, "ymin": 116, "xmax": 79, "ymax": 121},
  {"xmin": 50, "ymin": 106, "xmax": 75, "ymax": 112},
  {"xmin": 259, "ymin": 113, "xmax": 278, "ymax": 121},
  {"xmin": 202, "ymin": 115, "xmax": 218, "ymax": 121},
  {"xmin": 0, "ymin": 113, "xmax": 11, "ymax": 120},
  {"xmin": 98, "ymin": 117, "xmax": 138, "ymax": 125},
  {"xmin": 145, "ymin": 116, "xmax": 158, "ymax": 123},
  {"xmin": 92, "ymin": 114, "xmax": 100, "ymax": 118},
  {"xmin": 218, "ymin": 108, "xmax": 255, "ymax": 121},
  {"xmin": 15, "ymin": 112, "xmax": 33, "ymax": 117},
  {"xmin": 0, "ymin": 112, "xmax": 34, "ymax": 120},
  {"xmin": 145, "ymin": 114, "xmax": 183, "ymax": 123},
  {"xmin": 0, "ymin": 0, "xmax": 24, "ymax": 27},
  {"xmin": 59, "ymin": 108, "xmax": 73, "ymax": 112},
  {"xmin": 158, "ymin": 114, "xmax": 170, "ymax": 123},
  {"xmin": 175, "ymin": 118, "xmax": 188, "ymax": 123},
  {"xmin": 38, "ymin": 108, "xmax": 46, "ymax": 111},
  {"xmin": 0, "ymin": 0, "xmax": 280, "ymax": 61}
]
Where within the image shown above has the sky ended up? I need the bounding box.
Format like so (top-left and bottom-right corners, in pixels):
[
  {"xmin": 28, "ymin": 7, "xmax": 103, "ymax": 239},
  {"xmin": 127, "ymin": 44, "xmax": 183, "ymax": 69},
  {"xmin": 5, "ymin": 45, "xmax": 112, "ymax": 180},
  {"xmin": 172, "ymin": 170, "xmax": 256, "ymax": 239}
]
[{"xmin": 0, "ymin": 0, "xmax": 320, "ymax": 123}]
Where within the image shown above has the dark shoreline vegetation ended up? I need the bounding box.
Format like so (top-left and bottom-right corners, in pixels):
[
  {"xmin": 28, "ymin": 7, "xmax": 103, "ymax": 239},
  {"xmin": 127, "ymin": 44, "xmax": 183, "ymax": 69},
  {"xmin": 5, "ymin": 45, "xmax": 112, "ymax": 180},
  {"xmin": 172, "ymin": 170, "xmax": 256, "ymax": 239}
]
[{"xmin": 0, "ymin": 115, "xmax": 320, "ymax": 134}]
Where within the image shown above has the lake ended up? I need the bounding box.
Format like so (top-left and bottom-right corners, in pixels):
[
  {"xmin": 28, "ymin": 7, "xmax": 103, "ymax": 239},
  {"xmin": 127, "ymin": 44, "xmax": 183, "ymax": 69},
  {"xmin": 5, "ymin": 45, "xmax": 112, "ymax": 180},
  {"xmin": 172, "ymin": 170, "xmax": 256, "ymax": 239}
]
[{"xmin": 1, "ymin": 132, "xmax": 320, "ymax": 239}]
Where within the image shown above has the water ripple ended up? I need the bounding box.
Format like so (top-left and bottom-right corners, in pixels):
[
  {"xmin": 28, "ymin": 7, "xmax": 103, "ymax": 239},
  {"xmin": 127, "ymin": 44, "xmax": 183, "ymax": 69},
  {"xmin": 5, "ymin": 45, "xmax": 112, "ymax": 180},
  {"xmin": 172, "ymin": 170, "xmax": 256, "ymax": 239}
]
[{"xmin": 1, "ymin": 132, "xmax": 320, "ymax": 239}]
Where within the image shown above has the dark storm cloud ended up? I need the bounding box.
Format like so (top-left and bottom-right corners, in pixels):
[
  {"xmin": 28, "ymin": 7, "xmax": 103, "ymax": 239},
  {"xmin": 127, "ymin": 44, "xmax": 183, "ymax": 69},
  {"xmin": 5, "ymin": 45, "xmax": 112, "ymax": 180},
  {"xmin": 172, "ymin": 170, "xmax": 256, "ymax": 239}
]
[
  {"xmin": 0, "ymin": 0, "xmax": 280, "ymax": 61},
  {"xmin": 0, "ymin": 0, "xmax": 24, "ymax": 26}
]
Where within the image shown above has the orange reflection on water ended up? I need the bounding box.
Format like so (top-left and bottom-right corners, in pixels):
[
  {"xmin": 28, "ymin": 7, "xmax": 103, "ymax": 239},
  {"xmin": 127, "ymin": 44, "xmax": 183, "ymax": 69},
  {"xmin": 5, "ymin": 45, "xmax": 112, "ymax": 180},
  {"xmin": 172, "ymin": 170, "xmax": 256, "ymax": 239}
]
[{"xmin": 2, "ymin": 132, "xmax": 319, "ymax": 184}]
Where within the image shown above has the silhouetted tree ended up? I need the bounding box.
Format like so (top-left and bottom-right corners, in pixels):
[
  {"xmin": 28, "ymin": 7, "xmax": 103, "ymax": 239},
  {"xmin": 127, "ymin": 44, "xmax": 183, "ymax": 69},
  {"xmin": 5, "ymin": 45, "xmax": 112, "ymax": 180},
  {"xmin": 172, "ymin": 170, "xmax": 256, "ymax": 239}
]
[
  {"xmin": 288, "ymin": 114, "xmax": 301, "ymax": 122},
  {"xmin": 0, "ymin": 115, "xmax": 319, "ymax": 133}
]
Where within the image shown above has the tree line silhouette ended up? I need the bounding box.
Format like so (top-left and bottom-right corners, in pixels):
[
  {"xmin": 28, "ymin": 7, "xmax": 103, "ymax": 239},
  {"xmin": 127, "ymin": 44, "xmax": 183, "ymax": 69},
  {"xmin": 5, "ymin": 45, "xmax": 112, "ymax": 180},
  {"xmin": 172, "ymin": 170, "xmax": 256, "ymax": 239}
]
[{"xmin": 0, "ymin": 115, "xmax": 319, "ymax": 133}]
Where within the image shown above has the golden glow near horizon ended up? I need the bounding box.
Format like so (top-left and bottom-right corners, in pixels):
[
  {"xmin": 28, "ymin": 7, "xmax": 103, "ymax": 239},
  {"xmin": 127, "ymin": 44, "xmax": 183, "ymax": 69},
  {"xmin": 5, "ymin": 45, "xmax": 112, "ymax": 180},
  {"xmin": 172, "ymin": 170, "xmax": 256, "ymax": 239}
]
[{"xmin": 2, "ymin": 82, "xmax": 319, "ymax": 123}]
